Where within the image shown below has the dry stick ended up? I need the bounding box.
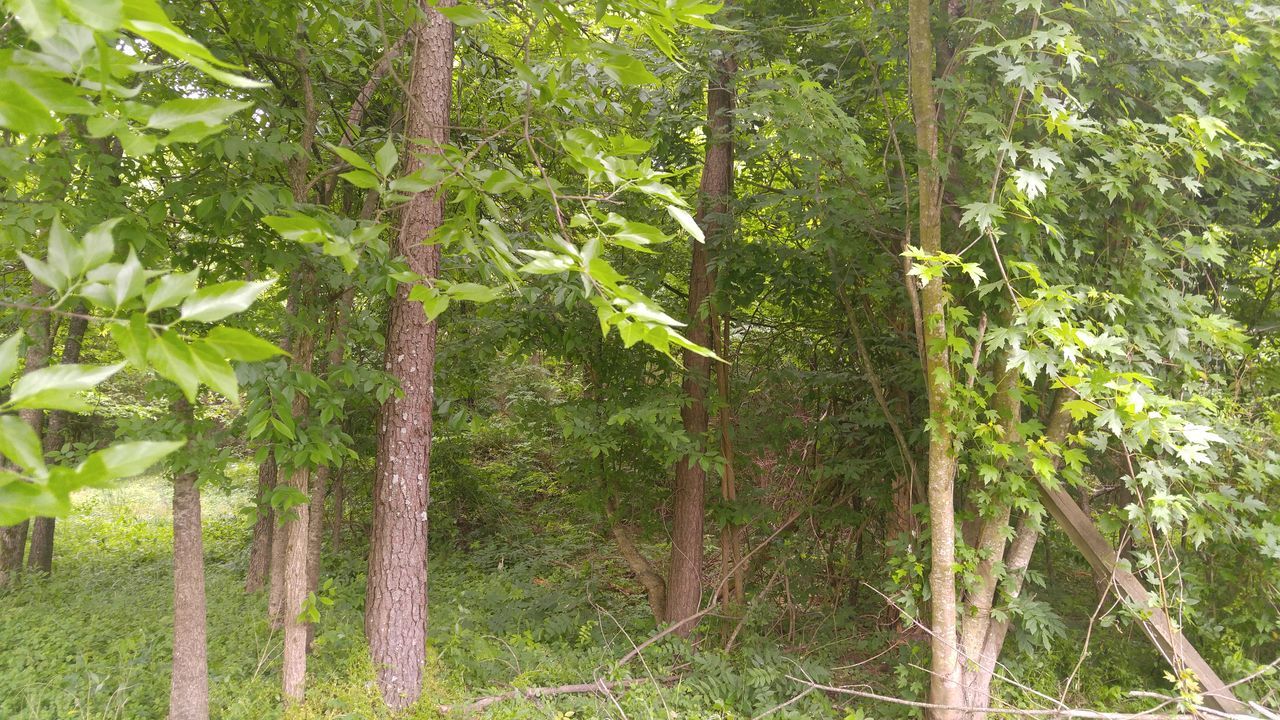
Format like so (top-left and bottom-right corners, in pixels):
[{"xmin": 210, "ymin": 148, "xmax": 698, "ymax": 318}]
[
  {"xmin": 438, "ymin": 678, "xmax": 659, "ymax": 715},
  {"xmin": 783, "ymin": 676, "xmax": 1255, "ymax": 720}
]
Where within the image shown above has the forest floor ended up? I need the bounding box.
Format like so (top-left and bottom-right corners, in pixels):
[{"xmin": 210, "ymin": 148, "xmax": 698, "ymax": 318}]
[
  {"xmin": 0, "ymin": 471, "xmax": 844, "ymax": 719},
  {"xmin": 0, "ymin": 469, "xmax": 1175, "ymax": 719}
]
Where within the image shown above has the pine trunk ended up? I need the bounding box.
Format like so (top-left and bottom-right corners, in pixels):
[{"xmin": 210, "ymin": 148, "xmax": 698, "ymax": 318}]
[
  {"xmin": 170, "ymin": 400, "xmax": 209, "ymax": 720},
  {"xmin": 366, "ymin": 1, "xmax": 453, "ymax": 709},
  {"xmin": 666, "ymin": 52, "xmax": 736, "ymax": 632}
]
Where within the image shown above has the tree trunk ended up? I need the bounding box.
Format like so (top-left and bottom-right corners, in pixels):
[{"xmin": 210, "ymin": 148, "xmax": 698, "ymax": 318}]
[
  {"xmin": 170, "ymin": 399, "xmax": 208, "ymax": 720},
  {"xmin": 0, "ymin": 282, "xmax": 52, "ymax": 587},
  {"xmin": 906, "ymin": 0, "xmax": 964, "ymax": 714},
  {"xmin": 281, "ymin": 323, "xmax": 317, "ymax": 705},
  {"xmin": 329, "ymin": 467, "xmax": 345, "ymax": 553},
  {"xmin": 366, "ymin": 2, "xmax": 453, "ymax": 710},
  {"xmin": 28, "ymin": 312, "xmax": 89, "ymax": 574},
  {"xmin": 244, "ymin": 454, "xmax": 277, "ymax": 593},
  {"xmin": 666, "ymin": 51, "xmax": 736, "ymax": 633},
  {"xmin": 268, "ymin": 504, "xmax": 287, "ymax": 628}
]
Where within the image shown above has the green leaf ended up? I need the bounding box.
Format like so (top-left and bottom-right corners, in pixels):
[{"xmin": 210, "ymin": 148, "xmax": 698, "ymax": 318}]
[
  {"xmin": 0, "ymin": 333, "xmax": 23, "ymax": 388},
  {"xmin": 5, "ymin": 0, "xmax": 60, "ymax": 40},
  {"xmin": 179, "ymin": 280, "xmax": 272, "ymax": 323},
  {"xmin": 375, "ymin": 140, "xmax": 398, "ymax": 176},
  {"xmin": 328, "ymin": 144, "xmax": 373, "ymax": 172},
  {"xmin": 339, "ymin": 170, "xmax": 380, "ymax": 189},
  {"xmin": 147, "ymin": 97, "xmax": 252, "ymax": 130},
  {"xmin": 666, "ymin": 205, "xmax": 704, "ymax": 242},
  {"xmin": 436, "ymin": 3, "xmax": 489, "ymax": 25},
  {"xmin": 144, "ymin": 270, "xmax": 200, "ymax": 313},
  {"xmin": 0, "ymin": 415, "xmax": 46, "ymax": 475},
  {"xmin": 8, "ymin": 363, "xmax": 123, "ymax": 410},
  {"xmin": 109, "ymin": 315, "xmax": 151, "ymax": 367},
  {"xmin": 203, "ymin": 327, "xmax": 286, "ymax": 362},
  {"xmin": 58, "ymin": 0, "xmax": 122, "ymax": 30},
  {"xmin": 19, "ymin": 253, "xmax": 65, "ymax": 292},
  {"xmin": 445, "ymin": 282, "xmax": 501, "ymax": 303},
  {"xmin": 147, "ymin": 331, "xmax": 198, "ymax": 401},
  {"xmin": 191, "ymin": 341, "xmax": 238, "ymax": 401},
  {"xmin": 409, "ymin": 285, "xmax": 449, "ymax": 321},
  {"xmin": 74, "ymin": 440, "xmax": 185, "ymax": 487},
  {"xmin": 81, "ymin": 219, "xmax": 121, "ymax": 270},
  {"xmin": 0, "ymin": 80, "xmax": 58, "ymax": 135},
  {"xmin": 46, "ymin": 216, "xmax": 83, "ymax": 281}
]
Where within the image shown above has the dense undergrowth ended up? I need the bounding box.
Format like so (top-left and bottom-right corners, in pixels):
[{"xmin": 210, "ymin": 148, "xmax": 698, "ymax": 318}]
[{"xmin": 0, "ymin": 451, "xmax": 1228, "ymax": 720}]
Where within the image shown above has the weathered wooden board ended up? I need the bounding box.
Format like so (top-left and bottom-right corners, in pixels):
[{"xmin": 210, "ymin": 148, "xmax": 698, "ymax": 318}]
[{"xmin": 1038, "ymin": 483, "xmax": 1245, "ymax": 714}]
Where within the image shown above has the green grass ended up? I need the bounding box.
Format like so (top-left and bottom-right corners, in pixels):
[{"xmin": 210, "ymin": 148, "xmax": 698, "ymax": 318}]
[{"xmin": 0, "ymin": 472, "xmax": 841, "ymax": 720}]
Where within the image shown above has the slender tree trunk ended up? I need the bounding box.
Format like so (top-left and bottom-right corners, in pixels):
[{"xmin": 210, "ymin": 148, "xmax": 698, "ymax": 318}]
[
  {"xmin": 170, "ymin": 399, "xmax": 208, "ymax": 720},
  {"xmin": 964, "ymin": 399, "xmax": 1071, "ymax": 716},
  {"xmin": 245, "ymin": 454, "xmax": 277, "ymax": 593},
  {"xmin": 666, "ymin": 51, "xmax": 736, "ymax": 633},
  {"xmin": 27, "ymin": 313, "xmax": 89, "ymax": 574},
  {"xmin": 0, "ymin": 282, "xmax": 52, "ymax": 587},
  {"xmin": 329, "ymin": 467, "xmax": 345, "ymax": 552},
  {"xmin": 304, "ymin": 290, "xmax": 354, "ymax": 651},
  {"xmin": 713, "ymin": 312, "xmax": 745, "ymax": 606},
  {"xmin": 268, "ymin": 505, "xmax": 287, "ymax": 628},
  {"xmin": 366, "ymin": 2, "xmax": 453, "ymax": 709},
  {"xmin": 907, "ymin": 0, "xmax": 964, "ymax": 714},
  {"xmin": 281, "ymin": 319, "xmax": 316, "ymax": 704}
]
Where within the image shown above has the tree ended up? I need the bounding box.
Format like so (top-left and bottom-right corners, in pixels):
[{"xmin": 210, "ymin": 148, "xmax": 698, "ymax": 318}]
[
  {"xmin": 169, "ymin": 398, "xmax": 208, "ymax": 720},
  {"xmin": 365, "ymin": 0, "xmax": 455, "ymax": 709}
]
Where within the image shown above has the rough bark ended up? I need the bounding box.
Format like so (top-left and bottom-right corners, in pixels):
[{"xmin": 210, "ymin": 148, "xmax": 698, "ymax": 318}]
[
  {"xmin": 907, "ymin": 0, "xmax": 964, "ymax": 713},
  {"xmin": 244, "ymin": 454, "xmax": 277, "ymax": 593},
  {"xmin": 329, "ymin": 467, "xmax": 345, "ymax": 552},
  {"xmin": 365, "ymin": 2, "xmax": 453, "ymax": 709},
  {"xmin": 170, "ymin": 399, "xmax": 209, "ymax": 720},
  {"xmin": 611, "ymin": 521, "xmax": 668, "ymax": 622},
  {"xmin": 281, "ymin": 325, "xmax": 316, "ymax": 704},
  {"xmin": 27, "ymin": 312, "xmax": 89, "ymax": 574},
  {"xmin": 666, "ymin": 51, "xmax": 736, "ymax": 633},
  {"xmin": 713, "ymin": 312, "xmax": 744, "ymax": 606},
  {"xmin": 267, "ymin": 503, "xmax": 287, "ymax": 628},
  {"xmin": 0, "ymin": 282, "xmax": 52, "ymax": 586}
]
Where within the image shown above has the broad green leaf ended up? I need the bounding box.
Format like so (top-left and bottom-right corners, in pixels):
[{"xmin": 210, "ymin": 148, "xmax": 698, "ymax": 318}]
[
  {"xmin": 81, "ymin": 219, "xmax": 121, "ymax": 270},
  {"xmin": 0, "ymin": 333, "xmax": 23, "ymax": 388},
  {"xmin": 109, "ymin": 315, "xmax": 151, "ymax": 367},
  {"xmin": 46, "ymin": 216, "xmax": 83, "ymax": 280},
  {"xmin": 409, "ymin": 285, "xmax": 449, "ymax": 321},
  {"xmin": 144, "ymin": 270, "xmax": 200, "ymax": 313},
  {"xmin": 0, "ymin": 415, "xmax": 46, "ymax": 475},
  {"xmin": 147, "ymin": 330, "xmax": 198, "ymax": 401},
  {"xmin": 437, "ymin": 3, "xmax": 489, "ymax": 25},
  {"xmin": 8, "ymin": 363, "xmax": 123, "ymax": 410},
  {"xmin": 666, "ymin": 205, "xmax": 704, "ymax": 242},
  {"xmin": 0, "ymin": 478, "xmax": 70, "ymax": 526},
  {"xmin": 179, "ymin": 280, "xmax": 272, "ymax": 323},
  {"xmin": 204, "ymin": 327, "xmax": 286, "ymax": 362},
  {"xmin": 19, "ymin": 253, "xmax": 65, "ymax": 292},
  {"xmin": 4, "ymin": 0, "xmax": 59, "ymax": 40},
  {"xmin": 339, "ymin": 170, "xmax": 380, "ymax": 189},
  {"xmin": 191, "ymin": 341, "xmax": 238, "ymax": 400},
  {"xmin": 0, "ymin": 80, "xmax": 58, "ymax": 135},
  {"xmin": 375, "ymin": 140, "xmax": 398, "ymax": 176},
  {"xmin": 58, "ymin": 0, "xmax": 123, "ymax": 30},
  {"xmin": 445, "ymin": 282, "xmax": 501, "ymax": 303},
  {"xmin": 74, "ymin": 440, "xmax": 185, "ymax": 487},
  {"xmin": 146, "ymin": 97, "xmax": 252, "ymax": 130},
  {"xmin": 328, "ymin": 144, "xmax": 373, "ymax": 172}
]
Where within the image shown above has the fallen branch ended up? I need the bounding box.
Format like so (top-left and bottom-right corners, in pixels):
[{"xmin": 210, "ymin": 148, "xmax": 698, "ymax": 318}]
[
  {"xmin": 785, "ymin": 675, "xmax": 1264, "ymax": 720},
  {"xmin": 439, "ymin": 677, "xmax": 657, "ymax": 716}
]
